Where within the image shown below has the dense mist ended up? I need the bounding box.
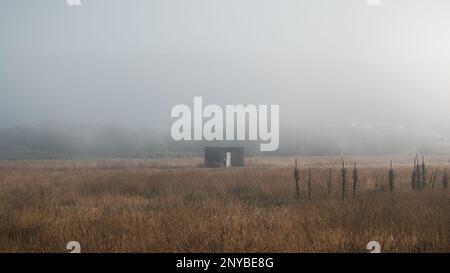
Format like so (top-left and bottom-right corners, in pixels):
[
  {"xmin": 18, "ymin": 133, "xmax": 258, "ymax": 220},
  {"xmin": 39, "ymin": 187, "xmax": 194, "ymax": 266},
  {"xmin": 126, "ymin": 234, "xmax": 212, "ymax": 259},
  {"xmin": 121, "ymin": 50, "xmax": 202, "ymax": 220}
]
[{"xmin": 1, "ymin": 0, "xmax": 450, "ymax": 158}]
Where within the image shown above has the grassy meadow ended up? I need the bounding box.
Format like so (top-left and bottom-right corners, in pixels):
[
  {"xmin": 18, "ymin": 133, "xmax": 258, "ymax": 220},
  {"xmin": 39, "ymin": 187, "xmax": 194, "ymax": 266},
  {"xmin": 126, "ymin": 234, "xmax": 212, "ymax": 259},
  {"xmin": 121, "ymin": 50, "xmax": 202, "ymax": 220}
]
[{"xmin": 0, "ymin": 156, "xmax": 449, "ymax": 253}]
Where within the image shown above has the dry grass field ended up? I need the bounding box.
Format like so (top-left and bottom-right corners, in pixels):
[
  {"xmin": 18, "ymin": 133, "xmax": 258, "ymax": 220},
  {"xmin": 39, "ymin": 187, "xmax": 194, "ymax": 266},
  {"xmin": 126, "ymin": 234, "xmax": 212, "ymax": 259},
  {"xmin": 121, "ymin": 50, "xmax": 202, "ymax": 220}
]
[{"xmin": 0, "ymin": 156, "xmax": 449, "ymax": 253}]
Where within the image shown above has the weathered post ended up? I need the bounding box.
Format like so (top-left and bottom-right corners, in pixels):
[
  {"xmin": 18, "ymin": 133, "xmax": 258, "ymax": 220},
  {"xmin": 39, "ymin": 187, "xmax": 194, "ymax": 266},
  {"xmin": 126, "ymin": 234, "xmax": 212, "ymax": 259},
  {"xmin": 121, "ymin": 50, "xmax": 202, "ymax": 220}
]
[
  {"xmin": 442, "ymin": 169, "xmax": 448, "ymax": 191},
  {"xmin": 352, "ymin": 162, "xmax": 358, "ymax": 198},
  {"xmin": 327, "ymin": 168, "xmax": 332, "ymax": 196},
  {"xmin": 412, "ymin": 155, "xmax": 418, "ymax": 191},
  {"xmin": 421, "ymin": 156, "xmax": 427, "ymax": 190},
  {"xmin": 341, "ymin": 158, "xmax": 347, "ymax": 200},
  {"xmin": 294, "ymin": 159, "xmax": 300, "ymax": 199},
  {"xmin": 388, "ymin": 160, "xmax": 395, "ymax": 192},
  {"xmin": 308, "ymin": 168, "xmax": 312, "ymax": 200},
  {"xmin": 429, "ymin": 169, "xmax": 438, "ymax": 189}
]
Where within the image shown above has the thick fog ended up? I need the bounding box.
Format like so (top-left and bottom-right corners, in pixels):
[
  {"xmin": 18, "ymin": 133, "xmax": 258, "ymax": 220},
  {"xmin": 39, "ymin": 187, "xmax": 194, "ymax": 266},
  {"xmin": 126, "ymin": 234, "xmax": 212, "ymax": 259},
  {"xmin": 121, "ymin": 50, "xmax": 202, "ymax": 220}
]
[{"xmin": 1, "ymin": 0, "xmax": 450, "ymax": 157}]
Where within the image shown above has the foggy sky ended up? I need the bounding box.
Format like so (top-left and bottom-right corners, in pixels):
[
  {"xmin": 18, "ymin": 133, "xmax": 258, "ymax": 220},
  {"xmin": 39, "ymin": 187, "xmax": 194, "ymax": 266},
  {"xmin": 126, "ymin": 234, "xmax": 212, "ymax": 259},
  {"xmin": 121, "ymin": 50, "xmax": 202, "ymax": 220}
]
[{"xmin": 1, "ymin": 0, "xmax": 450, "ymax": 133}]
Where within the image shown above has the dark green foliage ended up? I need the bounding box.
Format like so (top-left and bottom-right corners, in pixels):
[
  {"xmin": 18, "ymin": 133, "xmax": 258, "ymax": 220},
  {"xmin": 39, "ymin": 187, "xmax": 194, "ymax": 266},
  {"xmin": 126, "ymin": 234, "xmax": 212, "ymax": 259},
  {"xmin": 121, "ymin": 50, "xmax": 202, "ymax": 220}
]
[
  {"xmin": 411, "ymin": 155, "xmax": 429, "ymax": 191},
  {"xmin": 184, "ymin": 192, "xmax": 205, "ymax": 203}
]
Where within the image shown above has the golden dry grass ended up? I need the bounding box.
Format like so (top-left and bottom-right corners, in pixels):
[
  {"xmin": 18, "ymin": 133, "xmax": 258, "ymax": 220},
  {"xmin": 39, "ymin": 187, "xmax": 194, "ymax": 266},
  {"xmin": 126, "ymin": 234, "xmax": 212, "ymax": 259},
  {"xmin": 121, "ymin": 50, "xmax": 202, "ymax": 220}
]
[{"xmin": 0, "ymin": 156, "xmax": 449, "ymax": 253}]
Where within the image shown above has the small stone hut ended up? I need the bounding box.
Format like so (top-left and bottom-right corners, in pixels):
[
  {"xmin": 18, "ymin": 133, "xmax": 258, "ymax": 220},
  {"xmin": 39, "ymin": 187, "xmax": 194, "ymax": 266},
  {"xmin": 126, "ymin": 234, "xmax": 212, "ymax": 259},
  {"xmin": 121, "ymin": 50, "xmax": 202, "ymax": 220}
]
[{"xmin": 204, "ymin": 147, "xmax": 244, "ymax": 167}]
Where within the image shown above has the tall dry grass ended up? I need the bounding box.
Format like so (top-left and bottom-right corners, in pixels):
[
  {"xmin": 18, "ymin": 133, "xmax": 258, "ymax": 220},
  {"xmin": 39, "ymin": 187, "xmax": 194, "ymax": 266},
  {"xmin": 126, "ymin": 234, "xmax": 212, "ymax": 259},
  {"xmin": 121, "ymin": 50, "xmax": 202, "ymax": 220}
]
[{"xmin": 0, "ymin": 156, "xmax": 449, "ymax": 253}]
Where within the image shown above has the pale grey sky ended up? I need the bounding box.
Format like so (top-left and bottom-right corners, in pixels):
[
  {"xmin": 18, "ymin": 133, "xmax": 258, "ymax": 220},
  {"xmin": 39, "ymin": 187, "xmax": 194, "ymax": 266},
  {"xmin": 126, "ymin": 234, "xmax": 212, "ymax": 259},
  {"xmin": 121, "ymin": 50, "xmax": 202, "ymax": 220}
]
[{"xmin": 1, "ymin": 0, "xmax": 450, "ymax": 132}]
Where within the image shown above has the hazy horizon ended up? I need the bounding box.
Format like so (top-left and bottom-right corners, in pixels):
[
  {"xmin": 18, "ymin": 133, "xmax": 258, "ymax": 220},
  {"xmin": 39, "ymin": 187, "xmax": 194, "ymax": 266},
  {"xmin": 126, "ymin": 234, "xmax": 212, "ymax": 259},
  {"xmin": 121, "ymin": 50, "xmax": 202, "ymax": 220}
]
[{"xmin": 1, "ymin": 0, "xmax": 450, "ymax": 135}]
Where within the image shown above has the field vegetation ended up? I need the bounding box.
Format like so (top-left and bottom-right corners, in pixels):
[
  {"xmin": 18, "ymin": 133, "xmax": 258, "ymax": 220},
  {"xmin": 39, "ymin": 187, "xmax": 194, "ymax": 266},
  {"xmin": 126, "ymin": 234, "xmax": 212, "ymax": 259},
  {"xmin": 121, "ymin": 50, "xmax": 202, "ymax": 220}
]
[{"xmin": 0, "ymin": 156, "xmax": 449, "ymax": 252}]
